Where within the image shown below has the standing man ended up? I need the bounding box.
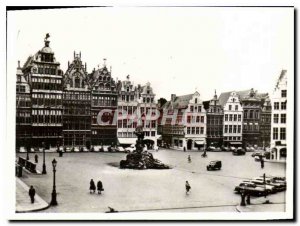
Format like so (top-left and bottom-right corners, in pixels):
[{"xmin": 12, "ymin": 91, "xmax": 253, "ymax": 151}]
[
  {"xmin": 28, "ymin": 185, "xmax": 36, "ymax": 204},
  {"xmin": 260, "ymin": 157, "xmax": 265, "ymax": 169},
  {"xmin": 34, "ymin": 154, "xmax": 38, "ymax": 163},
  {"xmin": 97, "ymin": 180, "xmax": 104, "ymax": 194}
]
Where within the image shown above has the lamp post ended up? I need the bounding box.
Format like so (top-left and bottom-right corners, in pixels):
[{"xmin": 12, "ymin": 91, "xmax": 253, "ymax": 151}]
[
  {"xmin": 26, "ymin": 144, "xmax": 30, "ymax": 161},
  {"xmin": 42, "ymin": 142, "xmax": 47, "ymax": 174},
  {"xmin": 50, "ymin": 158, "xmax": 58, "ymax": 205}
]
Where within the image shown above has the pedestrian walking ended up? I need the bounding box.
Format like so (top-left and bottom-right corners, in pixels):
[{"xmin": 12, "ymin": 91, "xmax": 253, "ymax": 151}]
[
  {"xmin": 97, "ymin": 180, "xmax": 104, "ymax": 194},
  {"xmin": 188, "ymin": 155, "xmax": 191, "ymax": 163},
  {"xmin": 28, "ymin": 185, "xmax": 36, "ymax": 204},
  {"xmin": 185, "ymin": 181, "xmax": 191, "ymax": 194},
  {"xmin": 34, "ymin": 154, "xmax": 38, "ymax": 163},
  {"xmin": 90, "ymin": 179, "xmax": 96, "ymax": 193}
]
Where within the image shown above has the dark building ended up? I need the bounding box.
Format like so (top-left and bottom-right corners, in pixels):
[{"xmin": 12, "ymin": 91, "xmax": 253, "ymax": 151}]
[
  {"xmin": 259, "ymin": 94, "xmax": 272, "ymax": 148},
  {"xmin": 22, "ymin": 34, "xmax": 64, "ymax": 149},
  {"xmin": 203, "ymin": 91, "xmax": 224, "ymax": 147},
  {"xmin": 62, "ymin": 52, "xmax": 91, "ymax": 147},
  {"xmin": 89, "ymin": 60, "xmax": 118, "ymax": 145},
  {"xmin": 16, "ymin": 61, "xmax": 32, "ymax": 150}
]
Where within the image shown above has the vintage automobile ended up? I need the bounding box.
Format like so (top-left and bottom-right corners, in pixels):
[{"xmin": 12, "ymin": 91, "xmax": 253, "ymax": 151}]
[
  {"xmin": 234, "ymin": 182, "xmax": 266, "ymax": 196},
  {"xmin": 73, "ymin": 146, "xmax": 80, "ymax": 152},
  {"xmin": 243, "ymin": 180, "xmax": 276, "ymax": 194},
  {"xmin": 257, "ymin": 176, "xmax": 286, "ymax": 190},
  {"xmin": 232, "ymin": 147, "xmax": 246, "ymax": 155},
  {"xmin": 125, "ymin": 144, "xmax": 136, "ymax": 153},
  {"xmin": 251, "ymin": 177, "xmax": 285, "ymax": 192},
  {"xmin": 251, "ymin": 151, "xmax": 265, "ymax": 157},
  {"xmin": 19, "ymin": 147, "xmax": 26, "ymax": 153},
  {"xmin": 206, "ymin": 160, "xmax": 222, "ymax": 171},
  {"xmin": 246, "ymin": 146, "xmax": 255, "ymax": 152},
  {"xmin": 115, "ymin": 146, "xmax": 125, "ymax": 152}
]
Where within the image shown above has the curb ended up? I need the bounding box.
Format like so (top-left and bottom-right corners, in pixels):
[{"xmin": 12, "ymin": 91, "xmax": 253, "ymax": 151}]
[{"xmin": 15, "ymin": 177, "xmax": 50, "ymax": 213}]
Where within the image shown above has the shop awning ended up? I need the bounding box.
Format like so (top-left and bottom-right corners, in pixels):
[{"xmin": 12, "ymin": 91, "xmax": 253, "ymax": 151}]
[
  {"xmin": 118, "ymin": 138, "xmax": 137, "ymax": 145},
  {"xmin": 230, "ymin": 142, "xmax": 242, "ymax": 145},
  {"xmin": 194, "ymin": 140, "xmax": 205, "ymax": 145}
]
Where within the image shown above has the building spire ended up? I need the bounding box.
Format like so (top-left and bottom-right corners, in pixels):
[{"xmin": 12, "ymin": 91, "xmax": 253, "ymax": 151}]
[
  {"xmin": 103, "ymin": 58, "xmax": 107, "ymax": 67},
  {"xmin": 214, "ymin": 89, "xmax": 217, "ymax": 99}
]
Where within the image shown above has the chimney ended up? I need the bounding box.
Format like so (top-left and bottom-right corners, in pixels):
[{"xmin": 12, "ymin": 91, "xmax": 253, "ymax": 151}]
[
  {"xmin": 18, "ymin": 60, "xmax": 20, "ymax": 69},
  {"xmin": 171, "ymin": 94, "xmax": 176, "ymax": 102}
]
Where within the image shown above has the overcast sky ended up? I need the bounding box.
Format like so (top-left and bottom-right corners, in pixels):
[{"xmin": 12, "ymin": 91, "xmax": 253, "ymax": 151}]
[{"xmin": 7, "ymin": 7, "xmax": 293, "ymax": 101}]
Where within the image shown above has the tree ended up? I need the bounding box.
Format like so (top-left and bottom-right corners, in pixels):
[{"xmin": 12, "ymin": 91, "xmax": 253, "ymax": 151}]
[{"xmin": 158, "ymin": 97, "xmax": 167, "ymax": 108}]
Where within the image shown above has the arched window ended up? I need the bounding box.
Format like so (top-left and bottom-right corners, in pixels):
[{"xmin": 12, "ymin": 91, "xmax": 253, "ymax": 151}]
[
  {"xmin": 105, "ymin": 84, "xmax": 110, "ymax": 90},
  {"xmin": 75, "ymin": 77, "xmax": 80, "ymax": 88},
  {"xmin": 99, "ymin": 83, "xmax": 104, "ymax": 90}
]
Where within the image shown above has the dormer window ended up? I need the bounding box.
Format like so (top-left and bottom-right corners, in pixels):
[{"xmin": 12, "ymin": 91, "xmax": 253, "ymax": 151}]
[{"xmin": 75, "ymin": 77, "xmax": 80, "ymax": 88}]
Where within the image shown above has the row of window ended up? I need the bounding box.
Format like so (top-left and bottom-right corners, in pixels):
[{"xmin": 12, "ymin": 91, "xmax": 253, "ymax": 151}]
[
  {"xmin": 32, "ymin": 115, "xmax": 62, "ymax": 124},
  {"xmin": 207, "ymin": 117, "xmax": 223, "ymax": 125},
  {"xmin": 189, "ymin": 105, "xmax": 202, "ymax": 113},
  {"xmin": 32, "ymin": 77, "xmax": 61, "ymax": 84},
  {"xmin": 32, "ymin": 93, "xmax": 62, "ymax": 99},
  {"xmin": 32, "ymin": 109, "xmax": 62, "ymax": 115},
  {"xmin": 273, "ymin": 127, "xmax": 286, "ymax": 140},
  {"xmin": 187, "ymin": 127, "xmax": 205, "ymax": 135},
  {"xmin": 32, "ymin": 82, "xmax": 62, "ymax": 90},
  {"xmin": 224, "ymin": 114, "xmax": 242, "ymax": 122},
  {"xmin": 142, "ymin": 97, "xmax": 154, "ymax": 103},
  {"xmin": 243, "ymin": 110, "xmax": 260, "ymax": 119},
  {"xmin": 228, "ymin": 104, "xmax": 240, "ymax": 111},
  {"xmin": 65, "ymin": 93, "xmax": 91, "ymax": 100},
  {"xmin": 273, "ymin": 114, "xmax": 286, "ymax": 124},
  {"xmin": 224, "ymin": 125, "xmax": 242, "ymax": 134},
  {"xmin": 224, "ymin": 136, "xmax": 242, "ymax": 141},
  {"xmin": 243, "ymin": 124, "xmax": 259, "ymax": 132},
  {"xmin": 274, "ymin": 101, "xmax": 287, "ymax": 110},
  {"xmin": 187, "ymin": 115, "xmax": 205, "ymax": 123},
  {"xmin": 16, "ymin": 85, "xmax": 26, "ymax": 93}
]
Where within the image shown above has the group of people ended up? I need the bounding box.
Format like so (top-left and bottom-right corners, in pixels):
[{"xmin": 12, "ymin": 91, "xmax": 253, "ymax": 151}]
[{"xmin": 89, "ymin": 179, "xmax": 104, "ymax": 194}]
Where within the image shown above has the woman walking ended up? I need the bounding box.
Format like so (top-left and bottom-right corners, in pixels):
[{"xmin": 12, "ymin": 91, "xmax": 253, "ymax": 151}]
[
  {"xmin": 97, "ymin": 180, "xmax": 104, "ymax": 194},
  {"xmin": 89, "ymin": 179, "xmax": 96, "ymax": 193}
]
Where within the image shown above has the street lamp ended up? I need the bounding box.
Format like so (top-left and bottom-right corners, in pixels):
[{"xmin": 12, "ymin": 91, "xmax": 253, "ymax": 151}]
[
  {"xmin": 26, "ymin": 143, "xmax": 30, "ymax": 161},
  {"xmin": 42, "ymin": 142, "xmax": 47, "ymax": 174},
  {"xmin": 50, "ymin": 158, "xmax": 58, "ymax": 205}
]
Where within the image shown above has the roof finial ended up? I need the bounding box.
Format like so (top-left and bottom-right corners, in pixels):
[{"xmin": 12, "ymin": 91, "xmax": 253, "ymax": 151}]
[
  {"xmin": 103, "ymin": 58, "xmax": 107, "ymax": 67},
  {"xmin": 126, "ymin": 74, "xmax": 130, "ymax": 80},
  {"xmin": 44, "ymin": 33, "xmax": 50, "ymax": 47}
]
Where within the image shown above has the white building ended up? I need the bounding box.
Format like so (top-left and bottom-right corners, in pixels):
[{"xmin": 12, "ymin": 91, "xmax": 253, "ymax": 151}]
[
  {"xmin": 219, "ymin": 91, "xmax": 243, "ymax": 146},
  {"xmin": 270, "ymin": 70, "xmax": 287, "ymax": 161},
  {"xmin": 117, "ymin": 76, "xmax": 158, "ymax": 147}
]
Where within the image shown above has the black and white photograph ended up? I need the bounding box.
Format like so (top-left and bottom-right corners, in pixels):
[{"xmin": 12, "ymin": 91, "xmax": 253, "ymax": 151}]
[{"xmin": 4, "ymin": 4, "xmax": 294, "ymax": 221}]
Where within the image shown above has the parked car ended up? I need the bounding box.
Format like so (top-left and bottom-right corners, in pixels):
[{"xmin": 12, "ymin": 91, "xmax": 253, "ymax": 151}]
[
  {"xmin": 246, "ymin": 146, "xmax": 255, "ymax": 152},
  {"xmin": 115, "ymin": 146, "xmax": 125, "ymax": 152},
  {"xmin": 82, "ymin": 147, "xmax": 89, "ymax": 152},
  {"xmin": 73, "ymin": 147, "xmax": 80, "ymax": 152},
  {"xmin": 257, "ymin": 176, "xmax": 287, "ymax": 189},
  {"xmin": 234, "ymin": 182, "xmax": 266, "ymax": 196},
  {"xmin": 252, "ymin": 177, "xmax": 285, "ymax": 192},
  {"xmin": 243, "ymin": 180, "xmax": 276, "ymax": 194},
  {"xmin": 221, "ymin": 146, "xmax": 230, "ymax": 152},
  {"xmin": 19, "ymin": 147, "xmax": 26, "ymax": 153},
  {"xmin": 232, "ymin": 147, "xmax": 246, "ymax": 155},
  {"xmin": 125, "ymin": 144, "xmax": 136, "ymax": 153},
  {"xmin": 251, "ymin": 151, "xmax": 265, "ymax": 157},
  {"xmin": 65, "ymin": 147, "xmax": 71, "ymax": 152},
  {"xmin": 207, "ymin": 146, "xmax": 216, "ymax": 151},
  {"xmin": 206, "ymin": 160, "xmax": 222, "ymax": 171}
]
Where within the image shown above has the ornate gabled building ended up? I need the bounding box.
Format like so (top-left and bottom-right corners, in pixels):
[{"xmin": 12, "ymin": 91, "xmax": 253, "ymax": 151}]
[
  {"xmin": 117, "ymin": 76, "xmax": 159, "ymax": 147},
  {"xmin": 203, "ymin": 90, "xmax": 224, "ymax": 147},
  {"xmin": 160, "ymin": 92, "xmax": 207, "ymax": 150},
  {"xmin": 16, "ymin": 61, "xmax": 32, "ymax": 150},
  {"xmin": 117, "ymin": 76, "xmax": 139, "ymax": 145},
  {"xmin": 22, "ymin": 34, "xmax": 64, "ymax": 149},
  {"xmin": 89, "ymin": 60, "xmax": 118, "ymax": 146},
  {"xmin": 62, "ymin": 52, "xmax": 91, "ymax": 147}
]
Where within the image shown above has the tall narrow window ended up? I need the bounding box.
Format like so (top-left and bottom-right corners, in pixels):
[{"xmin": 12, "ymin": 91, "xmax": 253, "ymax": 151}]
[
  {"xmin": 75, "ymin": 77, "xmax": 80, "ymax": 88},
  {"xmin": 280, "ymin": 128, "xmax": 286, "ymax": 140}
]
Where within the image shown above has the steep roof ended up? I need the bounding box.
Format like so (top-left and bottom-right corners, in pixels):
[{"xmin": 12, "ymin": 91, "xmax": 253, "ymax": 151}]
[
  {"xmin": 162, "ymin": 93, "xmax": 195, "ymax": 110},
  {"xmin": 219, "ymin": 89, "xmax": 252, "ymax": 106}
]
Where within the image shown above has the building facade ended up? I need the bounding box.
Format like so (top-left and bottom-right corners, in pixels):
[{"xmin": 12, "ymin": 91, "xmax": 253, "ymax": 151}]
[
  {"xmin": 16, "ymin": 61, "xmax": 32, "ymax": 150},
  {"xmin": 219, "ymin": 91, "xmax": 243, "ymax": 146},
  {"xmin": 160, "ymin": 92, "xmax": 206, "ymax": 150},
  {"xmin": 89, "ymin": 61, "xmax": 118, "ymax": 146},
  {"xmin": 270, "ymin": 70, "xmax": 287, "ymax": 161},
  {"xmin": 62, "ymin": 52, "xmax": 91, "ymax": 147},
  {"xmin": 22, "ymin": 35, "xmax": 64, "ymax": 149},
  {"xmin": 260, "ymin": 95, "xmax": 272, "ymax": 148},
  {"xmin": 117, "ymin": 76, "xmax": 158, "ymax": 147},
  {"xmin": 204, "ymin": 91, "xmax": 224, "ymax": 147}
]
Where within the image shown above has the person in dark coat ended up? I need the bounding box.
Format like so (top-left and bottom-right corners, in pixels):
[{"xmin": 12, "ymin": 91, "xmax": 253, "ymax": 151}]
[
  {"xmin": 97, "ymin": 180, "xmax": 104, "ymax": 194},
  {"xmin": 29, "ymin": 185, "xmax": 36, "ymax": 204},
  {"xmin": 90, "ymin": 179, "xmax": 96, "ymax": 193},
  {"xmin": 188, "ymin": 155, "xmax": 191, "ymax": 163},
  {"xmin": 261, "ymin": 158, "xmax": 265, "ymax": 169},
  {"xmin": 185, "ymin": 181, "xmax": 191, "ymax": 194},
  {"xmin": 34, "ymin": 154, "xmax": 38, "ymax": 163}
]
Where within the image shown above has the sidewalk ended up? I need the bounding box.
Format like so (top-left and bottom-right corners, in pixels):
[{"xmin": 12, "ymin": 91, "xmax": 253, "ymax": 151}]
[
  {"xmin": 236, "ymin": 196, "xmax": 285, "ymax": 212},
  {"xmin": 16, "ymin": 177, "xmax": 50, "ymax": 213}
]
